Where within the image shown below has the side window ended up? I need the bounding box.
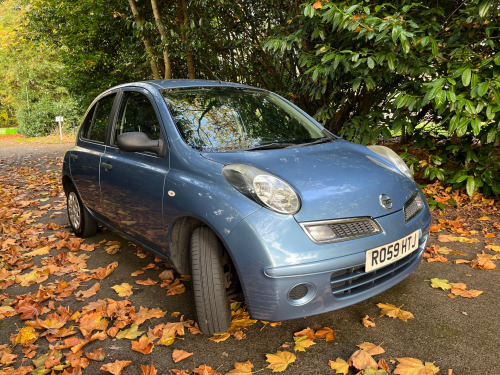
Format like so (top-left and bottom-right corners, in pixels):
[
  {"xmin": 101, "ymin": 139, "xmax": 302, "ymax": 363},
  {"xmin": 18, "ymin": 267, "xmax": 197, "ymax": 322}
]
[
  {"xmin": 86, "ymin": 94, "xmax": 116, "ymax": 143},
  {"xmin": 114, "ymin": 91, "xmax": 161, "ymax": 144},
  {"xmin": 80, "ymin": 104, "xmax": 96, "ymax": 139}
]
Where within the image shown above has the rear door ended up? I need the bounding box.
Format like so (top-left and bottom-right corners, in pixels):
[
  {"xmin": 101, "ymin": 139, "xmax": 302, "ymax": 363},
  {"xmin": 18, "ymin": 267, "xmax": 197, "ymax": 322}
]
[
  {"xmin": 69, "ymin": 92, "xmax": 118, "ymax": 214},
  {"xmin": 100, "ymin": 87, "xmax": 169, "ymax": 249}
]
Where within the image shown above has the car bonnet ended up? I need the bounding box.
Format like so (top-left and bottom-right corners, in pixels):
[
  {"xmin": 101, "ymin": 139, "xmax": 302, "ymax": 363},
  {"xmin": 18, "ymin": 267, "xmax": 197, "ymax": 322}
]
[{"xmin": 201, "ymin": 139, "xmax": 418, "ymax": 222}]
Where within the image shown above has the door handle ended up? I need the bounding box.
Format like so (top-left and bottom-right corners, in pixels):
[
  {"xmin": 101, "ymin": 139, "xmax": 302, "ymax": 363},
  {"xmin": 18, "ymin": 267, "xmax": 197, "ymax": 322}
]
[
  {"xmin": 70, "ymin": 154, "xmax": 78, "ymax": 160},
  {"xmin": 101, "ymin": 162, "xmax": 113, "ymax": 170}
]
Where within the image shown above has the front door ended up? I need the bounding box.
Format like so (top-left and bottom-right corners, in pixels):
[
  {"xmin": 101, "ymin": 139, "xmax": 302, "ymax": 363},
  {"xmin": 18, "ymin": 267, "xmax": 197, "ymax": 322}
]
[{"xmin": 99, "ymin": 88, "xmax": 168, "ymax": 250}]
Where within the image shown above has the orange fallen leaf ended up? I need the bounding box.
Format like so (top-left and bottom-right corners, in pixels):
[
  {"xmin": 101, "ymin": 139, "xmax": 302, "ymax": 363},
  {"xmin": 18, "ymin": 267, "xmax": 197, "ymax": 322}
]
[
  {"xmin": 361, "ymin": 315, "xmax": 376, "ymax": 328},
  {"xmin": 85, "ymin": 348, "xmax": 105, "ymax": 361},
  {"xmin": 209, "ymin": 332, "xmax": 230, "ymax": 343},
  {"xmin": 265, "ymin": 351, "xmax": 296, "ymax": 372},
  {"xmin": 100, "ymin": 360, "xmax": 131, "ymax": 375},
  {"xmin": 471, "ymin": 258, "xmax": 496, "ymax": 270},
  {"xmin": 348, "ymin": 349, "xmax": 378, "ymax": 371},
  {"xmin": 314, "ymin": 327, "xmax": 335, "ymax": 342},
  {"xmin": 358, "ymin": 342, "xmax": 385, "ymax": 356},
  {"xmin": 172, "ymin": 349, "xmax": 194, "ymax": 363},
  {"xmin": 141, "ymin": 364, "xmax": 158, "ymax": 375},
  {"xmin": 131, "ymin": 336, "xmax": 154, "ymax": 355},
  {"xmin": 135, "ymin": 278, "xmax": 157, "ymax": 286},
  {"xmin": 75, "ymin": 282, "xmax": 101, "ymax": 299},
  {"xmin": 294, "ymin": 327, "xmax": 315, "ymax": 340},
  {"xmin": 192, "ymin": 364, "xmax": 221, "ymax": 375}
]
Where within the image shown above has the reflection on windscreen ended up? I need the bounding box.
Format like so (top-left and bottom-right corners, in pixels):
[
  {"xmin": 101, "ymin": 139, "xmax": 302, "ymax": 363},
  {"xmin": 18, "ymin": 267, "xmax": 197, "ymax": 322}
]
[{"xmin": 162, "ymin": 87, "xmax": 325, "ymax": 152}]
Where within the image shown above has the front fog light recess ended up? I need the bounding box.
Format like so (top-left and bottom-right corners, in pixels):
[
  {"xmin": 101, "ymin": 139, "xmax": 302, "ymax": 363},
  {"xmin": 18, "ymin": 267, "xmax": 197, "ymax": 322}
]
[{"xmin": 223, "ymin": 164, "xmax": 300, "ymax": 215}]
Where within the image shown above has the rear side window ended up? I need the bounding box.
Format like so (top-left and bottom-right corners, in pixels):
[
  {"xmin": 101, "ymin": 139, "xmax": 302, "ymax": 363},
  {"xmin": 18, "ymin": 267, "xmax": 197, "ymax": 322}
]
[
  {"xmin": 81, "ymin": 93, "xmax": 116, "ymax": 143},
  {"xmin": 114, "ymin": 91, "xmax": 161, "ymax": 144}
]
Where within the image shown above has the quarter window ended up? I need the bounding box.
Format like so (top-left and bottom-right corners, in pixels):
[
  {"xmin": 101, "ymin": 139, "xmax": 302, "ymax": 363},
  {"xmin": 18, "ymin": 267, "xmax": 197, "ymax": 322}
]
[
  {"xmin": 114, "ymin": 91, "xmax": 161, "ymax": 144},
  {"xmin": 87, "ymin": 94, "xmax": 116, "ymax": 143}
]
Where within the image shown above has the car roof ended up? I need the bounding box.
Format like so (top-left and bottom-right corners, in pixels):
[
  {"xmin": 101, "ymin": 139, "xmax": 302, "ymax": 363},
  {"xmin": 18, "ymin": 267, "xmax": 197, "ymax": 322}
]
[{"xmin": 106, "ymin": 79, "xmax": 261, "ymax": 93}]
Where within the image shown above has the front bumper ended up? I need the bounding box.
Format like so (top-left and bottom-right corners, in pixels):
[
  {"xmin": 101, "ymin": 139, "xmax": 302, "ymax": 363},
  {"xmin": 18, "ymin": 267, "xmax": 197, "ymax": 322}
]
[{"xmin": 224, "ymin": 205, "xmax": 431, "ymax": 321}]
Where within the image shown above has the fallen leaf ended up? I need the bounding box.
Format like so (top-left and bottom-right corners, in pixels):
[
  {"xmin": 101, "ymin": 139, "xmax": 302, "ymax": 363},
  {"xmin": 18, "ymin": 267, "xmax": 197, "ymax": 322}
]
[
  {"xmin": 394, "ymin": 357, "xmax": 439, "ymax": 375},
  {"xmin": 377, "ymin": 303, "xmax": 414, "ymax": 322},
  {"xmin": 362, "ymin": 315, "xmax": 376, "ymax": 328},
  {"xmin": 172, "ymin": 349, "xmax": 194, "ymax": 363},
  {"xmin": 430, "ymin": 278, "xmax": 451, "ymax": 290},
  {"xmin": 131, "ymin": 336, "xmax": 154, "ymax": 354},
  {"xmin": 314, "ymin": 327, "xmax": 335, "ymax": 342},
  {"xmin": 328, "ymin": 358, "xmax": 349, "ymax": 374},
  {"xmin": 141, "ymin": 364, "xmax": 158, "ymax": 375},
  {"xmin": 226, "ymin": 360, "xmax": 254, "ymax": 375},
  {"xmin": 116, "ymin": 325, "xmax": 144, "ymax": 340},
  {"xmin": 477, "ymin": 216, "xmax": 490, "ymax": 221},
  {"xmin": 293, "ymin": 335, "xmax": 316, "ymax": 352},
  {"xmin": 349, "ymin": 349, "xmax": 378, "ymax": 371},
  {"xmin": 471, "ymin": 258, "xmax": 496, "ymax": 270},
  {"xmin": 101, "ymin": 360, "xmax": 131, "ymax": 375},
  {"xmin": 85, "ymin": 348, "xmax": 105, "ymax": 361},
  {"xmin": 293, "ymin": 327, "xmax": 315, "ymax": 339},
  {"xmin": 192, "ymin": 364, "xmax": 221, "ymax": 375},
  {"xmin": 265, "ymin": 351, "xmax": 296, "ymax": 372},
  {"xmin": 111, "ymin": 283, "xmax": 133, "ymax": 297},
  {"xmin": 486, "ymin": 245, "xmax": 500, "ymax": 252},
  {"xmin": 75, "ymin": 282, "xmax": 101, "ymax": 299},
  {"xmin": 135, "ymin": 278, "xmax": 157, "ymax": 286},
  {"xmin": 209, "ymin": 332, "xmax": 230, "ymax": 343},
  {"xmin": 14, "ymin": 326, "xmax": 39, "ymax": 347},
  {"xmin": 358, "ymin": 342, "xmax": 385, "ymax": 356}
]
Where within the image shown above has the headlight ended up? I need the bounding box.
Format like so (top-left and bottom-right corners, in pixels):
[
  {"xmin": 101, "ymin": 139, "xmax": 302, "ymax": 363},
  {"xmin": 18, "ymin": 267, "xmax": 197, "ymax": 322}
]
[
  {"xmin": 368, "ymin": 145, "xmax": 413, "ymax": 180},
  {"xmin": 222, "ymin": 164, "xmax": 300, "ymax": 215}
]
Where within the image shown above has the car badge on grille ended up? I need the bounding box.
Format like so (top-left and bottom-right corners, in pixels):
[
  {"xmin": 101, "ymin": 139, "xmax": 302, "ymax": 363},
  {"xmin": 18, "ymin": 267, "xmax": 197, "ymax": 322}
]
[{"xmin": 379, "ymin": 194, "xmax": 393, "ymax": 210}]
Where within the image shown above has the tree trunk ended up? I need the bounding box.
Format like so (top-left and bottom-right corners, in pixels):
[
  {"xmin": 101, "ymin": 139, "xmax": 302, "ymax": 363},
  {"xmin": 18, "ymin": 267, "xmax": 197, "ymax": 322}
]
[
  {"xmin": 128, "ymin": 0, "xmax": 161, "ymax": 80},
  {"xmin": 178, "ymin": 0, "xmax": 195, "ymax": 79},
  {"xmin": 150, "ymin": 0, "xmax": 172, "ymax": 79}
]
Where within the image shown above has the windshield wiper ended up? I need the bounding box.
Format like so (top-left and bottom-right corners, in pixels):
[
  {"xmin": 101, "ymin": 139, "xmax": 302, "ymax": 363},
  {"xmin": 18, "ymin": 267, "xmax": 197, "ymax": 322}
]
[
  {"xmin": 243, "ymin": 142, "xmax": 295, "ymax": 151},
  {"xmin": 295, "ymin": 137, "xmax": 333, "ymax": 147}
]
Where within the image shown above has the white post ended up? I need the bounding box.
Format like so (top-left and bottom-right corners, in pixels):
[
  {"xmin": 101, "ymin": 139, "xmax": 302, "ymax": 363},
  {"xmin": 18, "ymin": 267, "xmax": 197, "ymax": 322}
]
[{"xmin": 56, "ymin": 116, "xmax": 64, "ymax": 141}]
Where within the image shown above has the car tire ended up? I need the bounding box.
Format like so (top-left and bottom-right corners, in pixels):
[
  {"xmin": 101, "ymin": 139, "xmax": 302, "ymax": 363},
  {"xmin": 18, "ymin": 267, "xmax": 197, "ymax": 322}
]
[
  {"xmin": 66, "ymin": 185, "xmax": 97, "ymax": 238},
  {"xmin": 190, "ymin": 226, "xmax": 232, "ymax": 335}
]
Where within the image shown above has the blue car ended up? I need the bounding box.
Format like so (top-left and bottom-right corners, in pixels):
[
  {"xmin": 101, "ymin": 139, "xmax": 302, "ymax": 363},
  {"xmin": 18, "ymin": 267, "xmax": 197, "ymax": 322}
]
[{"xmin": 62, "ymin": 80, "xmax": 431, "ymax": 334}]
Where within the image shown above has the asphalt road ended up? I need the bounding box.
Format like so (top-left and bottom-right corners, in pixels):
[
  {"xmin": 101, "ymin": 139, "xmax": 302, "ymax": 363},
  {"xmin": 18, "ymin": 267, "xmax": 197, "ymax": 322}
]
[{"xmin": 0, "ymin": 143, "xmax": 498, "ymax": 374}]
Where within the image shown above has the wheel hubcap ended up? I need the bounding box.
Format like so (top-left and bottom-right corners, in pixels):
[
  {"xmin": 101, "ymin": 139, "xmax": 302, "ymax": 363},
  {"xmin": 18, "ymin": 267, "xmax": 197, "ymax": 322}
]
[{"xmin": 68, "ymin": 192, "xmax": 81, "ymax": 230}]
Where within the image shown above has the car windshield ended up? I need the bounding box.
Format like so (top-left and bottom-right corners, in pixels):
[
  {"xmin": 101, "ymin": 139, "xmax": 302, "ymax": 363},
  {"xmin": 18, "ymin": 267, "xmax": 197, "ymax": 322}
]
[{"xmin": 162, "ymin": 87, "xmax": 329, "ymax": 152}]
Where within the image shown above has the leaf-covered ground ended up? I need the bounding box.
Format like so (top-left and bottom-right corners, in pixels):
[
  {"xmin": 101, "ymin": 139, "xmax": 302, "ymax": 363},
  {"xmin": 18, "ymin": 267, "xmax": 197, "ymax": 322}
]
[{"xmin": 0, "ymin": 139, "xmax": 498, "ymax": 374}]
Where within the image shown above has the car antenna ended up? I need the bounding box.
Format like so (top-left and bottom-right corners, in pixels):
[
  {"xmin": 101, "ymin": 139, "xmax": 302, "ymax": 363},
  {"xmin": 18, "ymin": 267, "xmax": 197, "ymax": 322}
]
[{"xmin": 198, "ymin": 59, "xmax": 223, "ymax": 84}]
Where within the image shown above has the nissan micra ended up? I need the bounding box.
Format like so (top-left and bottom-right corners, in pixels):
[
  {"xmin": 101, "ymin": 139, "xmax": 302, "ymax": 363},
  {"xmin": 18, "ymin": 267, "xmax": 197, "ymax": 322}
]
[{"xmin": 62, "ymin": 80, "xmax": 431, "ymax": 334}]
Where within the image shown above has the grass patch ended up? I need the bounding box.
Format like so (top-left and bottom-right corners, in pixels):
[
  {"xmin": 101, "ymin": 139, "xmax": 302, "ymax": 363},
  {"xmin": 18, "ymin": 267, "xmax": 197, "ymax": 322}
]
[{"xmin": 0, "ymin": 128, "xmax": 17, "ymax": 135}]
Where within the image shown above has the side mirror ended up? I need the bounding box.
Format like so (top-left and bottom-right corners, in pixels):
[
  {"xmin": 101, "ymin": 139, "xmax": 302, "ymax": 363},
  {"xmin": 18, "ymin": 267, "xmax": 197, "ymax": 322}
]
[{"xmin": 117, "ymin": 132, "xmax": 166, "ymax": 157}]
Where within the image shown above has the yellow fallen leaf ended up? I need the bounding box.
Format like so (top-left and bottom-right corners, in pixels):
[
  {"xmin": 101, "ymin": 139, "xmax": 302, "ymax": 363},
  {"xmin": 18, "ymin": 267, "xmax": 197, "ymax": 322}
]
[
  {"xmin": 328, "ymin": 358, "xmax": 349, "ymax": 374},
  {"xmin": 293, "ymin": 335, "xmax": 316, "ymax": 352},
  {"xmin": 209, "ymin": 332, "xmax": 230, "ymax": 343},
  {"xmin": 14, "ymin": 326, "xmax": 38, "ymax": 346},
  {"xmin": 394, "ymin": 357, "xmax": 439, "ymax": 374},
  {"xmin": 227, "ymin": 360, "xmax": 254, "ymax": 375},
  {"xmin": 430, "ymin": 278, "xmax": 451, "ymax": 291},
  {"xmin": 265, "ymin": 351, "xmax": 296, "ymax": 372},
  {"xmin": 477, "ymin": 216, "xmax": 490, "ymax": 221},
  {"xmin": 116, "ymin": 325, "xmax": 144, "ymax": 340},
  {"xmin": 486, "ymin": 245, "xmax": 500, "ymax": 252},
  {"xmin": 377, "ymin": 303, "xmax": 414, "ymax": 322},
  {"xmin": 111, "ymin": 283, "xmax": 133, "ymax": 297}
]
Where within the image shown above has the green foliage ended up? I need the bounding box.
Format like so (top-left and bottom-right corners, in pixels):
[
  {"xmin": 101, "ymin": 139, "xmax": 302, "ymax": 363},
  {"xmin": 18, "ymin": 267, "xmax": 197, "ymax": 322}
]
[{"xmin": 265, "ymin": 0, "xmax": 499, "ymax": 195}]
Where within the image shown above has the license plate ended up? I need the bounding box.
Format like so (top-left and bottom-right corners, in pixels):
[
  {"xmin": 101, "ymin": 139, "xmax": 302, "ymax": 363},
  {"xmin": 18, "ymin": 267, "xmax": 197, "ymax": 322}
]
[{"xmin": 365, "ymin": 230, "xmax": 420, "ymax": 272}]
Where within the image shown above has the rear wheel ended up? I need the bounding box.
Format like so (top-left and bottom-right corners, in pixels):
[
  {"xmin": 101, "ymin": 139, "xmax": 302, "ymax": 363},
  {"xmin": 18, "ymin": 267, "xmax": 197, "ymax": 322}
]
[
  {"xmin": 67, "ymin": 185, "xmax": 97, "ymax": 238},
  {"xmin": 190, "ymin": 226, "xmax": 232, "ymax": 334}
]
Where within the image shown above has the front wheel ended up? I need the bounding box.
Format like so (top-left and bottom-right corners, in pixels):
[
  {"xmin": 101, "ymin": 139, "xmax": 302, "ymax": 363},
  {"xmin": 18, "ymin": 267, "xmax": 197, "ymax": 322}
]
[
  {"xmin": 66, "ymin": 185, "xmax": 97, "ymax": 238},
  {"xmin": 190, "ymin": 226, "xmax": 232, "ymax": 335}
]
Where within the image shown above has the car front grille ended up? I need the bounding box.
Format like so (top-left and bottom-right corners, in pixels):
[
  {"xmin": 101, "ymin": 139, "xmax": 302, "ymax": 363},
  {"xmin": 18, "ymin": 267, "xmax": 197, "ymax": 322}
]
[
  {"xmin": 330, "ymin": 234, "xmax": 427, "ymax": 298},
  {"xmin": 328, "ymin": 219, "xmax": 380, "ymax": 239}
]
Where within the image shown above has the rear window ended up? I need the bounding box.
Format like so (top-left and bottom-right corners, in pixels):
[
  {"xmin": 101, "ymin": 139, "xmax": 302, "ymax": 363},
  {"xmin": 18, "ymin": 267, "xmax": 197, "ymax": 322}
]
[{"xmin": 81, "ymin": 93, "xmax": 116, "ymax": 143}]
